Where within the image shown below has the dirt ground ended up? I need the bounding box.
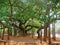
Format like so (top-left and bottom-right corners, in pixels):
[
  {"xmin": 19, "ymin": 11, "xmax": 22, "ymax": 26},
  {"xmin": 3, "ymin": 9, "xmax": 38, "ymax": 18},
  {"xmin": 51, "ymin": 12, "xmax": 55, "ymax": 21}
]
[
  {"xmin": 0, "ymin": 34, "xmax": 48, "ymax": 45},
  {"xmin": 0, "ymin": 34, "xmax": 60, "ymax": 45}
]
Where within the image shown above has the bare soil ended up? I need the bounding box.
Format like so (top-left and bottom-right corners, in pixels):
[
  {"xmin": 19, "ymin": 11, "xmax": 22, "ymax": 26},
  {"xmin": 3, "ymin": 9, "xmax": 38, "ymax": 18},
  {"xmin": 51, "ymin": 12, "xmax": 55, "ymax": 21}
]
[{"xmin": 0, "ymin": 34, "xmax": 48, "ymax": 45}]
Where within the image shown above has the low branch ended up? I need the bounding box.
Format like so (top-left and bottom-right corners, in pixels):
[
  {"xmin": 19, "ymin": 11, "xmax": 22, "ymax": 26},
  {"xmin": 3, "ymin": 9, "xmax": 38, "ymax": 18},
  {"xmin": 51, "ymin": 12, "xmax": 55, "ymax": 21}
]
[
  {"xmin": 26, "ymin": 27, "xmax": 33, "ymax": 32},
  {"xmin": 11, "ymin": 18, "xmax": 26, "ymax": 24},
  {"xmin": 12, "ymin": 23, "xmax": 19, "ymax": 28},
  {"xmin": 9, "ymin": 0, "xmax": 13, "ymax": 20},
  {"xmin": 25, "ymin": 25, "xmax": 39, "ymax": 28}
]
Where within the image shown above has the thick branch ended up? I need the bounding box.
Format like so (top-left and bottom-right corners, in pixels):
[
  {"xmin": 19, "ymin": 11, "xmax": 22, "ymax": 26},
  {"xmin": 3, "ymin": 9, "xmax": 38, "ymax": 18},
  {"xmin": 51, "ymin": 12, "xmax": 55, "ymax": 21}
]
[
  {"xmin": 26, "ymin": 27, "xmax": 33, "ymax": 32},
  {"xmin": 9, "ymin": 0, "xmax": 13, "ymax": 20},
  {"xmin": 11, "ymin": 18, "xmax": 26, "ymax": 24},
  {"xmin": 25, "ymin": 25, "xmax": 39, "ymax": 28}
]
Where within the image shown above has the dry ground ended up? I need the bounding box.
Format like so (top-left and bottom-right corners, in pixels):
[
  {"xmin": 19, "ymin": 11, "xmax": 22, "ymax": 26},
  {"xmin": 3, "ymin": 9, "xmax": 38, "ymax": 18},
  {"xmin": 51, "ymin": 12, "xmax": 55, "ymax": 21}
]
[{"xmin": 0, "ymin": 34, "xmax": 48, "ymax": 45}]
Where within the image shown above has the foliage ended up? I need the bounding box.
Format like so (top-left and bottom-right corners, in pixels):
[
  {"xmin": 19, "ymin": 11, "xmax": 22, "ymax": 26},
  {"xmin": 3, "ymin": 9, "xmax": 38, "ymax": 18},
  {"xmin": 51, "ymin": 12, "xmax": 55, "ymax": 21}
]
[{"xmin": 0, "ymin": 0, "xmax": 60, "ymax": 34}]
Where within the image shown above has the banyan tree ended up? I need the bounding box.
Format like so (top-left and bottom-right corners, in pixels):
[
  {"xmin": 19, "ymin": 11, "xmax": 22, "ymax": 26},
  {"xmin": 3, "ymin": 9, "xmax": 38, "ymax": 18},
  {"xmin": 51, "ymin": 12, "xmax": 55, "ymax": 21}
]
[{"xmin": 0, "ymin": 0, "xmax": 60, "ymax": 45}]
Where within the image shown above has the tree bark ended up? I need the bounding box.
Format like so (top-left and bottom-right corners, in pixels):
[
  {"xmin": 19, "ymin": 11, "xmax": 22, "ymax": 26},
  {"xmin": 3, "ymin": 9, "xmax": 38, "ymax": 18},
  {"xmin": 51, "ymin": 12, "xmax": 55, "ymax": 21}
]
[
  {"xmin": 14, "ymin": 27, "xmax": 17, "ymax": 36},
  {"xmin": 43, "ymin": 23, "xmax": 47, "ymax": 41},
  {"xmin": 8, "ymin": 27, "xmax": 9, "ymax": 40},
  {"xmin": 2, "ymin": 28, "xmax": 5, "ymax": 40},
  {"xmin": 37, "ymin": 30, "xmax": 40, "ymax": 38},
  {"xmin": 9, "ymin": 0, "xmax": 12, "ymax": 20},
  {"xmin": 40, "ymin": 30, "xmax": 42, "ymax": 43},
  {"xmin": 52, "ymin": 22, "xmax": 56, "ymax": 40},
  {"xmin": 48, "ymin": 24, "xmax": 51, "ymax": 44},
  {"xmin": 9, "ymin": 27, "xmax": 12, "ymax": 36}
]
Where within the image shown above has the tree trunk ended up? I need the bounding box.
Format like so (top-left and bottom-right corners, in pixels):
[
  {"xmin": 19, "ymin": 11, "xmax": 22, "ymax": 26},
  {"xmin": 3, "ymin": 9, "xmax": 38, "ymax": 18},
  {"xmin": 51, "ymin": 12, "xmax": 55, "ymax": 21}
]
[
  {"xmin": 0, "ymin": 25, "xmax": 2, "ymax": 38},
  {"xmin": 48, "ymin": 24, "xmax": 51, "ymax": 44},
  {"xmin": 9, "ymin": 27, "xmax": 12, "ymax": 36},
  {"xmin": 9, "ymin": 0, "xmax": 12, "ymax": 20},
  {"xmin": 2, "ymin": 28, "xmax": 5, "ymax": 40},
  {"xmin": 43, "ymin": 23, "xmax": 47, "ymax": 41},
  {"xmin": 14, "ymin": 27, "xmax": 17, "ymax": 36},
  {"xmin": 23, "ymin": 29, "xmax": 27, "ymax": 36},
  {"xmin": 40, "ymin": 30, "xmax": 42, "ymax": 43},
  {"xmin": 37, "ymin": 27, "xmax": 42, "ymax": 39},
  {"xmin": 52, "ymin": 22, "xmax": 56, "ymax": 40},
  {"xmin": 8, "ymin": 27, "xmax": 9, "ymax": 40},
  {"xmin": 37, "ymin": 30, "xmax": 40, "ymax": 39}
]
